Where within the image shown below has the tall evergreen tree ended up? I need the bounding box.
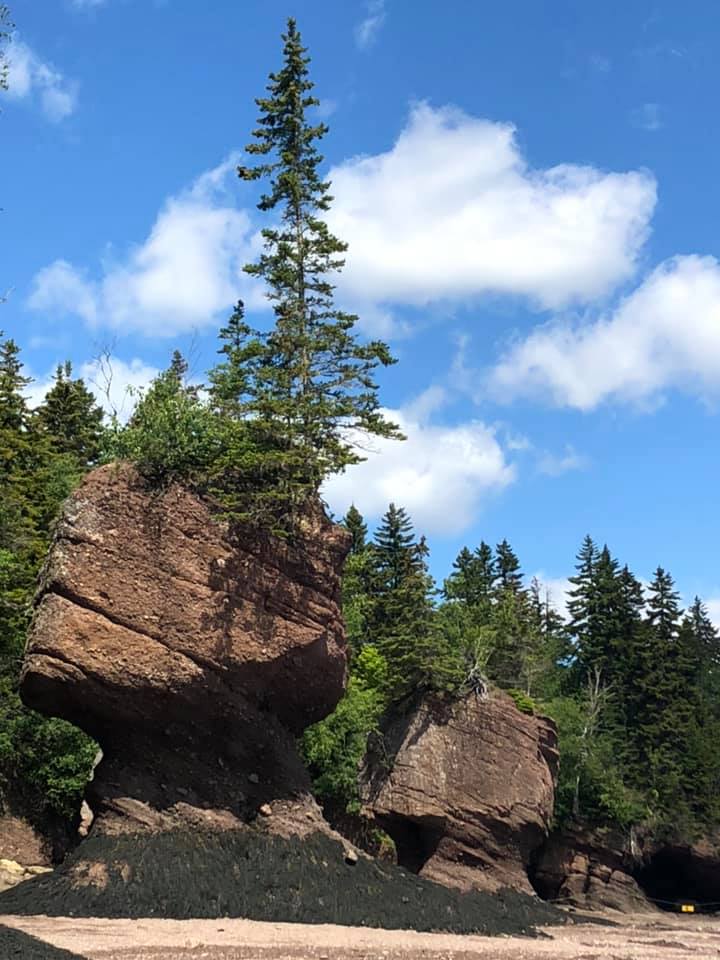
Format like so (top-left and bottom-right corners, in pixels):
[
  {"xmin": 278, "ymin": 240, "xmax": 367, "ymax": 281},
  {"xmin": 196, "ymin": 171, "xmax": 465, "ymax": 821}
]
[
  {"xmin": 218, "ymin": 19, "xmax": 402, "ymax": 511},
  {"xmin": 495, "ymin": 539, "xmax": 523, "ymax": 594},
  {"xmin": 35, "ymin": 361, "xmax": 105, "ymax": 466},
  {"xmin": 369, "ymin": 505, "xmax": 450, "ymax": 698},
  {"xmin": 372, "ymin": 504, "xmax": 420, "ymax": 591},
  {"xmin": 567, "ymin": 535, "xmax": 598, "ymax": 677},
  {"xmin": 487, "ymin": 541, "xmax": 530, "ymax": 690},
  {"xmin": 342, "ymin": 504, "xmax": 368, "ymax": 555},
  {"xmin": 443, "ymin": 541, "xmax": 495, "ymax": 618}
]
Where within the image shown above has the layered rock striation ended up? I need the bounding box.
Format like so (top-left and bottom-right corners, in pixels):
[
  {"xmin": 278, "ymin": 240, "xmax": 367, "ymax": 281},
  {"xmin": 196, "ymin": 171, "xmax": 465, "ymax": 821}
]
[
  {"xmin": 20, "ymin": 464, "xmax": 350, "ymax": 836},
  {"xmin": 360, "ymin": 692, "xmax": 559, "ymax": 894},
  {"xmin": 531, "ymin": 823, "xmax": 651, "ymax": 912}
]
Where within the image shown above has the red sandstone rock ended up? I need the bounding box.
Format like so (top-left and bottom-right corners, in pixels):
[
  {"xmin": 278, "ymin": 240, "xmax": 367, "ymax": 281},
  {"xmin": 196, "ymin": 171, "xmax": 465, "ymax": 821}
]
[
  {"xmin": 532, "ymin": 823, "xmax": 652, "ymax": 912},
  {"xmin": 20, "ymin": 464, "xmax": 350, "ymax": 835},
  {"xmin": 360, "ymin": 692, "xmax": 559, "ymax": 895}
]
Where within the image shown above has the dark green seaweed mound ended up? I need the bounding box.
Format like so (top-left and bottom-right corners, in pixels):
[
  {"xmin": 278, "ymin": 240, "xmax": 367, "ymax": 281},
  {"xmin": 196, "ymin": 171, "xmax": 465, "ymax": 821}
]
[
  {"xmin": 0, "ymin": 829, "xmax": 565, "ymax": 937},
  {"xmin": 0, "ymin": 925, "xmax": 87, "ymax": 960}
]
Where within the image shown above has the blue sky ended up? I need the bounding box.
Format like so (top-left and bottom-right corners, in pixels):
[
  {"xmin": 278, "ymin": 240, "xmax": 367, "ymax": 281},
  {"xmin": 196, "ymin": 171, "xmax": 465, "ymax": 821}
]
[{"xmin": 2, "ymin": 0, "xmax": 720, "ymax": 617}]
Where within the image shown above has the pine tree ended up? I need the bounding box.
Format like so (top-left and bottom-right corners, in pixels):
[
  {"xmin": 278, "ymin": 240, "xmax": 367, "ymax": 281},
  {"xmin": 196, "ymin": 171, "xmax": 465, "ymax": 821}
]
[
  {"xmin": 35, "ymin": 361, "xmax": 105, "ymax": 466},
  {"xmin": 631, "ymin": 567, "xmax": 697, "ymax": 816},
  {"xmin": 687, "ymin": 597, "xmax": 720, "ymax": 688},
  {"xmin": 208, "ymin": 301, "xmax": 259, "ymax": 421},
  {"xmin": 495, "ymin": 539, "xmax": 523, "ymax": 594},
  {"xmin": 0, "ymin": 333, "xmax": 36, "ymax": 566},
  {"xmin": 339, "ymin": 505, "xmax": 373, "ymax": 651},
  {"xmin": 0, "ymin": 331, "xmax": 97, "ymax": 822},
  {"xmin": 223, "ymin": 19, "xmax": 402, "ymax": 511},
  {"xmin": 567, "ymin": 535, "xmax": 598, "ymax": 679},
  {"xmin": 0, "ymin": 334, "xmax": 31, "ymax": 439},
  {"xmin": 443, "ymin": 541, "xmax": 492, "ymax": 611},
  {"xmin": 587, "ymin": 546, "xmax": 622, "ymax": 681},
  {"xmin": 443, "ymin": 546, "xmax": 475, "ymax": 602},
  {"xmin": 368, "ymin": 505, "xmax": 455, "ymax": 699},
  {"xmin": 342, "ymin": 504, "xmax": 368, "ymax": 555},
  {"xmin": 372, "ymin": 503, "xmax": 420, "ymax": 591}
]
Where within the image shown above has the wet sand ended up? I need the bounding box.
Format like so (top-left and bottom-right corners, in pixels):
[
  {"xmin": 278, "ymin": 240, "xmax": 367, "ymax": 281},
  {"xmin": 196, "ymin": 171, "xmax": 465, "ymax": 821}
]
[{"xmin": 2, "ymin": 911, "xmax": 720, "ymax": 960}]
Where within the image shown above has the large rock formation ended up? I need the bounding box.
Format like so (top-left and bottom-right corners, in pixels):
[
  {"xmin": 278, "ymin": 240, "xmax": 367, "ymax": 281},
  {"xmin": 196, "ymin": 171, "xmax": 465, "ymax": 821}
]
[
  {"xmin": 360, "ymin": 692, "xmax": 559, "ymax": 894},
  {"xmin": 20, "ymin": 464, "xmax": 350, "ymax": 836}
]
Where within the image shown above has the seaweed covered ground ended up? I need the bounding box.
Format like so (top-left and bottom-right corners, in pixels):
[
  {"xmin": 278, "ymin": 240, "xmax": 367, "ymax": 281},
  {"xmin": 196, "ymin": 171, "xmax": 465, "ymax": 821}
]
[
  {"xmin": 0, "ymin": 924, "xmax": 86, "ymax": 959},
  {"xmin": 0, "ymin": 829, "xmax": 564, "ymax": 937}
]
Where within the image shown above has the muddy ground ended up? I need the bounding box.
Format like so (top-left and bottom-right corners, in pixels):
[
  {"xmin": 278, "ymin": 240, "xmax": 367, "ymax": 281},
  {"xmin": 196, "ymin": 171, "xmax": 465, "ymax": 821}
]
[{"xmin": 2, "ymin": 912, "xmax": 720, "ymax": 960}]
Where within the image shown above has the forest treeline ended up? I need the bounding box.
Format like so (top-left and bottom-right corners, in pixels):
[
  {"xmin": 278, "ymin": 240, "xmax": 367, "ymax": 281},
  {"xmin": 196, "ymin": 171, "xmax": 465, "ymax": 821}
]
[
  {"xmin": 2, "ymin": 16, "xmax": 719, "ymax": 847},
  {"xmin": 303, "ymin": 508, "xmax": 720, "ymax": 839}
]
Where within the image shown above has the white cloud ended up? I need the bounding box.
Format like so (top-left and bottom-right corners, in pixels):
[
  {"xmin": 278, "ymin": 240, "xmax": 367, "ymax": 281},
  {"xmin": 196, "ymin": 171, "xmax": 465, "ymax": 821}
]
[
  {"xmin": 25, "ymin": 356, "xmax": 159, "ymax": 421},
  {"xmin": 489, "ymin": 255, "xmax": 720, "ymax": 410},
  {"xmin": 328, "ymin": 103, "xmax": 656, "ymax": 311},
  {"xmin": 537, "ymin": 445, "xmax": 588, "ymax": 476},
  {"xmin": 706, "ymin": 597, "xmax": 720, "ymax": 632},
  {"xmin": 323, "ymin": 388, "xmax": 515, "ymax": 536},
  {"xmin": 3, "ymin": 39, "xmax": 77, "ymax": 121},
  {"xmin": 28, "ymin": 157, "xmax": 264, "ymax": 337},
  {"xmin": 355, "ymin": 0, "xmax": 386, "ymax": 50},
  {"xmin": 81, "ymin": 356, "xmax": 159, "ymax": 420},
  {"xmin": 29, "ymin": 260, "xmax": 98, "ymax": 324},
  {"xmin": 531, "ymin": 574, "xmax": 572, "ymax": 620},
  {"xmin": 28, "ymin": 105, "xmax": 658, "ymax": 341}
]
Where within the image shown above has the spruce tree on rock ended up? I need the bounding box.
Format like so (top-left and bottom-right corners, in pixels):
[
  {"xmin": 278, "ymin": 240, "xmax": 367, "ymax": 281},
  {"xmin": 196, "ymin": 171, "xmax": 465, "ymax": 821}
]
[
  {"xmin": 227, "ymin": 19, "xmax": 402, "ymax": 513},
  {"xmin": 369, "ymin": 505, "xmax": 449, "ymax": 699}
]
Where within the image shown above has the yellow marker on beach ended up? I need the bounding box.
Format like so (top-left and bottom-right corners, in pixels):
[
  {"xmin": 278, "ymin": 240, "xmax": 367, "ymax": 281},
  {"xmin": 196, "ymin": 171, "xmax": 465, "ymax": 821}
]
[{"xmin": 681, "ymin": 904, "xmax": 695, "ymax": 913}]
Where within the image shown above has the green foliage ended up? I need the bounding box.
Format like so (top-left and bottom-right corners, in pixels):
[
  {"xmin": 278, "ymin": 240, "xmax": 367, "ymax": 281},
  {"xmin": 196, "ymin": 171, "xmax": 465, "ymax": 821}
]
[
  {"xmin": 302, "ymin": 646, "xmax": 387, "ymax": 811},
  {"xmin": 0, "ymin": 675, "xmax": 97, "ymax": 819},
  {"xmin": 0, "ymin": 331, "xmax": 98, "ymax": 823},
  {"xmin": 36, "ymin": 362, "xmax": 105, "ymax": 465},
  {"xmin": 505, "ymin": 689, "xmax": 537, "ymax": 715},
  {"xmin": 108, "ymin": 364, "xmax": 226, "ymax": 489}
]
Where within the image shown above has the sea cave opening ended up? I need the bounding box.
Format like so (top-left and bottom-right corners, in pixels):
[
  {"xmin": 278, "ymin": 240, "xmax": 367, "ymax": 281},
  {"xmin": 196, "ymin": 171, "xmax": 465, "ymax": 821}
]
[
  {"xmin": 379, "ymin": 816, "xmax": 444, "ymax": 874},
  {"xmin": 636, "ymin": 848, "xmax": 720, "ymax": 913}
]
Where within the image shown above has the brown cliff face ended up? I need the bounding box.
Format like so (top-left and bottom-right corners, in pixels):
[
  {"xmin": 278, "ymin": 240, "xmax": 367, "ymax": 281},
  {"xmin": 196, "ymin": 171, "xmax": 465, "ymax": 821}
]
[
  {"xmin": 360, "ymin": 692, "xmax": 559, "ymax": 895},
  {"xmin": 20, "ymin": 464, "xmax": 350, "ymax": 836}
]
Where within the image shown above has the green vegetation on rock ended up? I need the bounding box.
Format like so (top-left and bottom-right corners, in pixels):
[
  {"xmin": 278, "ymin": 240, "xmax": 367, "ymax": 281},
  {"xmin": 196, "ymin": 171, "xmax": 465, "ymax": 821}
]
[{"xmin": 0, "ymin": 333, "xmax": 99, "ymax": 823}]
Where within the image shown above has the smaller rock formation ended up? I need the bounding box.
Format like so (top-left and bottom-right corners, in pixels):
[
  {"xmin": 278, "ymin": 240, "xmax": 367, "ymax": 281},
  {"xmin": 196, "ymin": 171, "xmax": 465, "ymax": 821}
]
[
  {"xmin": 360, "ymin": 692, "xmax": 559, "ymax": 894},
  {"xmin": 19, "ymin": 464, "xmax": 350, "ymax": 838},
  {"xmin": 531, "ymin": 823, "xmax": 651, "ymax": 912}
]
